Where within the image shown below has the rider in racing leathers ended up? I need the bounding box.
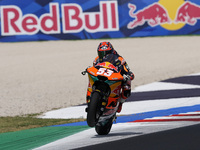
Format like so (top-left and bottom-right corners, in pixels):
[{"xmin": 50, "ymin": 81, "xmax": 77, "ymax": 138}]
[{"xmin": 86, "ymin": 41, "xmax": 134, "ymax": 113}]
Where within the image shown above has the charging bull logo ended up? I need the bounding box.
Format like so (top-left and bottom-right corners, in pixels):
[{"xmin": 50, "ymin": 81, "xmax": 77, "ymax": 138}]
[
  {"xmin": 128, "ymin": 0, "xmax": 200, "ymax": 31},
  {"xmin": 128, "ymin": 3, "xmax": 171, "ymax": 29},
  {"xmin": 175, "ymin": 1, "xmax": 200, "ymax": 25}
]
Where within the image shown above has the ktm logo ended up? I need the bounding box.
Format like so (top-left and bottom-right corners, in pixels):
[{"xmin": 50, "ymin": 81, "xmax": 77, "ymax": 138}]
[{"xmin": 127, "ymin": 0, "xmax": 200, "ymax": 31}]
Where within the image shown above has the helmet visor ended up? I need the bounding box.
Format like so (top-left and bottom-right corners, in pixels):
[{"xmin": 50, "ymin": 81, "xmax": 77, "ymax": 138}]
[{"xmin": 98, "ymin": 50, "xmax": 111, "ymax": 60}]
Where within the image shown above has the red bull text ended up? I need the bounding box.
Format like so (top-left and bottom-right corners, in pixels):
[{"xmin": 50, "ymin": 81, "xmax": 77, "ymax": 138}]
[{"xmin": 1, "ymin": 1, "xmax": 119, "ymax": 36}]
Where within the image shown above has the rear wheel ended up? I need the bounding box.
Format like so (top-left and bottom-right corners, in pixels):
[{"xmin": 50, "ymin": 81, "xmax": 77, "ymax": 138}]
[{"xmin": 87, "ymin": 92, "xmax": 101, "ymax": 127}]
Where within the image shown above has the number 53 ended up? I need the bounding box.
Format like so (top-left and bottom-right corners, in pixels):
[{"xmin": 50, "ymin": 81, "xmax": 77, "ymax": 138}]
[{"xmin": 97, "ymin": 68, "xmax": 113, "ymax": 77}]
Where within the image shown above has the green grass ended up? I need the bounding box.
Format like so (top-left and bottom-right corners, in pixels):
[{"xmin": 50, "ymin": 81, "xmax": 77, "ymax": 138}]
[{"xmin": 0, "ymin": 115, "xmax": 85, "ymax": 133}]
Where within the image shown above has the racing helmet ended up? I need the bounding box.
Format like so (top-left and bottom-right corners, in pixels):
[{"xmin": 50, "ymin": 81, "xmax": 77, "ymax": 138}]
[{"xmin": 97, "ymin": 42, "xmax": 114, "ymax": 60}]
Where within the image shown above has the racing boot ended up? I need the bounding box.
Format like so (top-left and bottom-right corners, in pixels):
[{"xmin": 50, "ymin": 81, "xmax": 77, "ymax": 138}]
[{"xmin": 117, "ymin": 82, "xmax": 131, "ymax": 113}]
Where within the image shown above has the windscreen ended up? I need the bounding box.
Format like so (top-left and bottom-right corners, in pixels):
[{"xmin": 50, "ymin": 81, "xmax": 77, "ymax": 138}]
[{"xmin": 98, "ymin": 54, "xmax": 122, "ymax": 72}]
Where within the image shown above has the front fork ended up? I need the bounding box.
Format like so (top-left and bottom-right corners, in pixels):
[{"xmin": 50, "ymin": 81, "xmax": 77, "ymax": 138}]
[{"xmin": 85, "ymin": 89, "xmax": 108, "ymax": 115}]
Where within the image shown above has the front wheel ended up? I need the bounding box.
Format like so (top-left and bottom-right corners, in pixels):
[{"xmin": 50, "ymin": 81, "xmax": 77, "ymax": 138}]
[
  {"xmin": 95, "ymin": 114, "xmax": 115, "ymax": 135},
  {"xmin": 87, "ymin": 92, "xmax": 101, "ymax": 127}
]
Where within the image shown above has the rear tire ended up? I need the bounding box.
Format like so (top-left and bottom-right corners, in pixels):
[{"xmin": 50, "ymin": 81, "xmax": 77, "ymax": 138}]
[{"xmin": 87, "ymin": 92, "xmax": 101, "ymax": 127}]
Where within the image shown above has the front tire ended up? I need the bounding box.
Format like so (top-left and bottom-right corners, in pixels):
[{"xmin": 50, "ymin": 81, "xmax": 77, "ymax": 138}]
[
  {"xmin": 87, "ymin": 92, "xmax": 101, "ymax": 127},
  {"xmin": 95, "ymin": 115, "xmax": 115, "ymax": 135}
]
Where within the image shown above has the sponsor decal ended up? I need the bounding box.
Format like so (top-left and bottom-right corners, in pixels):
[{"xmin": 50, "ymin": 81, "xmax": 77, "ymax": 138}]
[{"xmin": 0, "ymin": 1, "xmax": 119, "ymax": 36}]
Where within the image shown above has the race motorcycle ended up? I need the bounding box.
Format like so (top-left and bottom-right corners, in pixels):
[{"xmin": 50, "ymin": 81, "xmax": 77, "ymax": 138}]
[{"xmin": 82, "ymin": 54, "xmax": 127, "ymax": 135}]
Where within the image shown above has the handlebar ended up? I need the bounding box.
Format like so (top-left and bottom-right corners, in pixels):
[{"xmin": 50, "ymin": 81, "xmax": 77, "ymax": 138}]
[
  {"xmin": 81, "ymin": 66, "xmax": 91, "ymax": 75},
  {"xmin": 81, "ymin": 70, "xmax": 87, "ymax": 75}
]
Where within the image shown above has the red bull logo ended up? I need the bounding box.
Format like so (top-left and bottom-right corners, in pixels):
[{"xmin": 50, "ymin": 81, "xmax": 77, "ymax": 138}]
[
  {"xmin": 175, "ymin": 1, "xmax": 200, "ymax": 25},
  {"xmin": 128, "ymin": 0, "xmax": 200, "ymax": 31},
  {"xmin": 97, "ymin": 62, "xmax": 118, "ymax": 72},
  {"xmin": 1, "ymin": 1, "xmax": 119, "ymax": 36},
  {"xmin": 128, "ymin": 3, "xmax": 171, "ymax": 29}
]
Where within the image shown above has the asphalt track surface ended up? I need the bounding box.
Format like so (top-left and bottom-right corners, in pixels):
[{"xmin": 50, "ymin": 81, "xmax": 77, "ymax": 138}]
[
  {"xmin": 76, "ymin": 123, "xmax": 200, "ymax": 150},
  {"xmin": 34, "ymin": 73, "xmax": 200, "ymax": 150},
  {"xmin": 75, "ymin": 75, "xmax": 200, "ymax": 150}
]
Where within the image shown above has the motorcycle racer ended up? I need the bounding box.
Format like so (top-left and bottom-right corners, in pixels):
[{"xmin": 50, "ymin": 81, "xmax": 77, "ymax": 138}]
[{"xmin": 87, "ymin": 42, "xmax": 134, "ymax": 113}]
